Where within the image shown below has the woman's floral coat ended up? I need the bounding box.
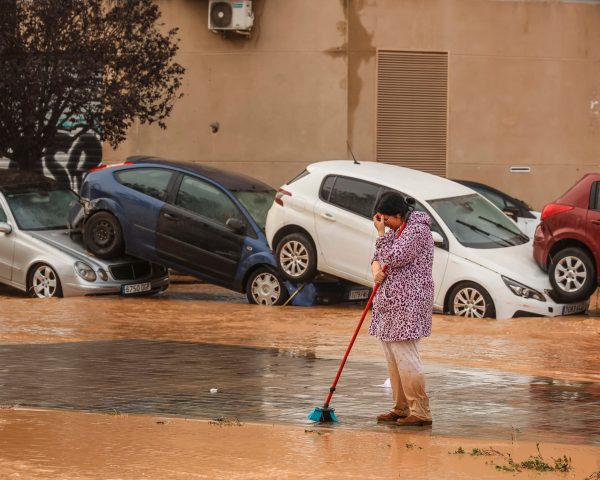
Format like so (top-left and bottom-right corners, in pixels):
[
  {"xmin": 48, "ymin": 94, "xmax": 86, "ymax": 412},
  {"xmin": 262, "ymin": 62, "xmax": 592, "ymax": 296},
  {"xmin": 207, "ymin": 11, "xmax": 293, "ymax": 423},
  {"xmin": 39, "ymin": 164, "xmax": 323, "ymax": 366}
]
[{"xmin": 369, "ymin": 211, "xmax": 434, "ymax": 342}]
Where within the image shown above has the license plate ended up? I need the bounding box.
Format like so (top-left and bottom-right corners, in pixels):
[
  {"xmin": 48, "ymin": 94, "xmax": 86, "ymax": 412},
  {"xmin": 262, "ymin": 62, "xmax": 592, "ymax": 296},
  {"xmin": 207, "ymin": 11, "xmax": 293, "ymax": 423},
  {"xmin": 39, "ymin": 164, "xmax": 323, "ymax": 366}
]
[
  {"xmin": 348, "ymin": 289, "xmax": 370, "ymax": 300},
  {"xmin": 562, "ymin": 301, "xmax": 588, "ymax": 315},
  {"xmin": 122, "ymin": 282, "xmax": 152, "ymax": 295}
]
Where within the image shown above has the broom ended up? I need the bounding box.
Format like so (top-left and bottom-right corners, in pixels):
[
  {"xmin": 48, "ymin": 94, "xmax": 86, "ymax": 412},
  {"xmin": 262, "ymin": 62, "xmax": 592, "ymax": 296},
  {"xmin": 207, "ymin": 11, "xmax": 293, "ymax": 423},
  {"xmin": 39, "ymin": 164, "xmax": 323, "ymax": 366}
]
[{"xmin": 307, "ymin": 220, "xmax": 407, "ymax": 422}]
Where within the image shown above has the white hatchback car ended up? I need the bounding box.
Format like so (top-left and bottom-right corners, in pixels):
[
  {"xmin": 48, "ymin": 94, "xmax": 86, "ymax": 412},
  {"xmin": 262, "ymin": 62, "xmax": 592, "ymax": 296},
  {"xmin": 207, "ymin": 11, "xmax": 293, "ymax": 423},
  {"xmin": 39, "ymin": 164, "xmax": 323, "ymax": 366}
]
[{"xmin": 265, "ymin": 161, "xmax": 588, "ymax": 319}]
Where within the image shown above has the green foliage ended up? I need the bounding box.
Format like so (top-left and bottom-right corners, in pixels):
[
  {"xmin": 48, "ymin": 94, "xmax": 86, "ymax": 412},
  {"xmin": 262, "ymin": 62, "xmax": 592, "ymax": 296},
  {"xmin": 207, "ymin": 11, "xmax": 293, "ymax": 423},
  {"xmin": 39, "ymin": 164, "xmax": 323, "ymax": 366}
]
[
  {"xmin": 470, "ymin": 448, "xmax": 495, "ymax": 456},
  {"xmin": 209, "ymin": 416, "xmax": 242, "ymax": 426},
  {"xmin": 449, "ymin": 447, "xmax": 465, "ymax": 454}
]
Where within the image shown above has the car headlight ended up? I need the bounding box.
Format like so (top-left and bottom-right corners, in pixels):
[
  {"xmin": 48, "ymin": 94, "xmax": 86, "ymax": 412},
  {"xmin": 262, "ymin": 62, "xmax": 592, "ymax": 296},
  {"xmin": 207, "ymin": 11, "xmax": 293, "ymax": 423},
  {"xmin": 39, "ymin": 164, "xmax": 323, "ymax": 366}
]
[
  {"xmin": 502, "ymin": 276, "xmax": 545, "ymax": 302},
  {"xmin": 98, "ymin": 269, "xmax": 108, "ymax": 281},
  {"xmin": 74, "ymin": 261, "xmax": 97, "ymax": 282}
]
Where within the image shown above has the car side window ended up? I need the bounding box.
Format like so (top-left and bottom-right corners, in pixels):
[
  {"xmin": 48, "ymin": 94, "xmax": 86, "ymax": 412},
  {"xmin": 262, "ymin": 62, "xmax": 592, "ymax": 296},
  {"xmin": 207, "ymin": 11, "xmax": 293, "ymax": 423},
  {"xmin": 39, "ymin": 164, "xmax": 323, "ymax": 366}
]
[
  {"xmin": 591, "ymin": 182, "xmax": 600, "ymax": 211},
  {"xmin": 175, "ymin": 176, "xmax": 245, "ymax": 227},
  {"xmin": 324, "ymin": 176, "xmax": 381, "ymax": 219},
  {"xmin": 0, "ymin": 205, "xmax": 6, "ymax": 223},
  {"xmin": 115, "ymin": 168, "xmax": 172, "ymax": 201}
]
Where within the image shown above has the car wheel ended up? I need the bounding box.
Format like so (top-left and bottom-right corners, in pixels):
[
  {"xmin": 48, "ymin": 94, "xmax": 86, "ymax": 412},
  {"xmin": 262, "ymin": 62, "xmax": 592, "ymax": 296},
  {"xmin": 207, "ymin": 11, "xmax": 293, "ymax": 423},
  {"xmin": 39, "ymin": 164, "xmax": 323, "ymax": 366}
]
[
  {"xmin": 448, "ymin": 281, "xmax": 496, "ymax": 318},
  {"xmin": 276, "ymin": 233, "xmax": 317, "ymax": 283},
  {"xmin": 549, "ymin": 247, "xmax": 596, "ymax": 303},
  {"xmin": 246, "ymin": 267, "xmax": 289, "ymax": 306},
  {"xmin": 83, "ymin": 211, "xmax": 124, "ymax": 259},
  {"xmin": 28, "ymin": 264, "xmax": 63, "ymax": 298}
]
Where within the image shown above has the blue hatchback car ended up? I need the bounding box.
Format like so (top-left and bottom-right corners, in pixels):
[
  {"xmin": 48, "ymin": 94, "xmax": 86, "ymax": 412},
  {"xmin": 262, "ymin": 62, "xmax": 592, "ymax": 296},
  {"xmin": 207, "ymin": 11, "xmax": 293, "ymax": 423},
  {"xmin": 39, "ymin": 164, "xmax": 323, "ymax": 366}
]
[{"xmin": 77, "ymin": 156, "xmax": 289, "ymax": 305}]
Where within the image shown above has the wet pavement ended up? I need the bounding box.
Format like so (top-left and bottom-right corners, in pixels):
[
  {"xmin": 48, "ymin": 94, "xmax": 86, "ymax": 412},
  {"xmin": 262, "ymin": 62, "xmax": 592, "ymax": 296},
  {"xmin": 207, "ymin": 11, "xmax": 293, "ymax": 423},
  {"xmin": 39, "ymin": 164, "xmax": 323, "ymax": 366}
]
[
  {"xmin": 0, "ymin": 281, "xmax": 599, "ymax": 450},
  {"xmin": 0, "ymin": 338, "xmax": 598, "ymax": 445}
]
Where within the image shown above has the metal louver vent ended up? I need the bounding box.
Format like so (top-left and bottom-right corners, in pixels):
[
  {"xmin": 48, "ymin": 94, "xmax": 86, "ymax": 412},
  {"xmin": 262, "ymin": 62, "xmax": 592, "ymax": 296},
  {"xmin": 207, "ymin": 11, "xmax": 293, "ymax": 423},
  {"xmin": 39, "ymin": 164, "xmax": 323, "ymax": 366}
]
[{"xmin": 376, "ymin": 51, "xmax": 448, "ymax": 177}]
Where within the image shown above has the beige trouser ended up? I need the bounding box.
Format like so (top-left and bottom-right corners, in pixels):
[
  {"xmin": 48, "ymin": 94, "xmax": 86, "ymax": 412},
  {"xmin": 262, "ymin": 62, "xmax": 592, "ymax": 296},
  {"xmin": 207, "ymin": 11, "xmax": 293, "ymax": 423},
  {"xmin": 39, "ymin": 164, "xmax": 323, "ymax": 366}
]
[{"xmin": 381, "ymin": 339, "xmax": 432, "ymax": 421}]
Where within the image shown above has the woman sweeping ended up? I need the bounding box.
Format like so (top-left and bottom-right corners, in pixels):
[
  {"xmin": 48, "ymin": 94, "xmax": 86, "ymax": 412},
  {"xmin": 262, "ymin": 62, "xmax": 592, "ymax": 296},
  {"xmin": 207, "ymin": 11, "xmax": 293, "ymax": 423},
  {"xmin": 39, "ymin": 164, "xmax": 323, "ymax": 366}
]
[{"xmin": 370, "ymin": 192, "xmax": 434, "ymax": 427}]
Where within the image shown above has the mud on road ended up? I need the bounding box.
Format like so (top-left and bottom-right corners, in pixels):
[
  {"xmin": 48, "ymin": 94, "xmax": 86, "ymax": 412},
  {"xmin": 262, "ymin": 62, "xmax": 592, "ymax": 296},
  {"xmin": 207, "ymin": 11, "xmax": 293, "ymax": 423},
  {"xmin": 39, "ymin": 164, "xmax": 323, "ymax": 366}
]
[{"xmin": 0, "ymin": 282, "xmax": 598, "ymax": 479}]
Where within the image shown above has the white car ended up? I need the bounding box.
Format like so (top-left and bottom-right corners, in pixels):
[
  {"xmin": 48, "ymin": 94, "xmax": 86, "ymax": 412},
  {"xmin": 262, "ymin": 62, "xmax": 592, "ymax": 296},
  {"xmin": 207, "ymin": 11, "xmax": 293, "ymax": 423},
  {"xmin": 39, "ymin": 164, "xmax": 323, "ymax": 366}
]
[{"xmin": 265, "ymin": 160, "xmax": 588, "ymax": 319}]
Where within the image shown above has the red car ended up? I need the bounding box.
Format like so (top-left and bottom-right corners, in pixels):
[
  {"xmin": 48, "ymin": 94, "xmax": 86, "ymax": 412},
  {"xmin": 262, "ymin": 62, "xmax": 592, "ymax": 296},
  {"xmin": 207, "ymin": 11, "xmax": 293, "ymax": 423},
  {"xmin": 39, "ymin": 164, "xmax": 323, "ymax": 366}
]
[{"xmin": 533, "ymin": 173, "xmax": 600, "ymax": 303}]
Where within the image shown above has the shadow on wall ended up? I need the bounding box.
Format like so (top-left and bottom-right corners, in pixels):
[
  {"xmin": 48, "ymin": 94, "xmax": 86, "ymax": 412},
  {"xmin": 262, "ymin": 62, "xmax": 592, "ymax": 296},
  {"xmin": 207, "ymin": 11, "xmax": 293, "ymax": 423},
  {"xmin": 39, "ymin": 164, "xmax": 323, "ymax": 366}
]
[{"xmin": 0, "ymin": 129, "xmax": 102, "ymax": 192}]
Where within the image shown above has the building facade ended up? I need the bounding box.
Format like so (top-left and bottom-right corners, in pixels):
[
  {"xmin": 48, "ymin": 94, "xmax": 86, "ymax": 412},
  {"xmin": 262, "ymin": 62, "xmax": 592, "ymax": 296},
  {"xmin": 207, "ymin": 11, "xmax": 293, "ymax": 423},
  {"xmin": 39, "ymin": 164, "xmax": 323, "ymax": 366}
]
[{"xmin": 107, "ymin": 0, "xmax": 600, "ymax": 210}]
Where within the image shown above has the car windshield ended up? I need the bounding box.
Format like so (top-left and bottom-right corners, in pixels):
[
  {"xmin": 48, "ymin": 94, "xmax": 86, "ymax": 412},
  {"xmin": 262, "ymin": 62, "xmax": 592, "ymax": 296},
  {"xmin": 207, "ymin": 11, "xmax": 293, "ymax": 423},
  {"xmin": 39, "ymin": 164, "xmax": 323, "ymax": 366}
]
[
  {"xmin": 233, "ymin": 190, "xmax": 275, "ymax": 231},
  {"xmin": 5, "ymin": 188, "xmax": 78, "ymax": 231},
  {"xmin": 427, "ymin": 194, "xmax": 528, "ymax": 249}
]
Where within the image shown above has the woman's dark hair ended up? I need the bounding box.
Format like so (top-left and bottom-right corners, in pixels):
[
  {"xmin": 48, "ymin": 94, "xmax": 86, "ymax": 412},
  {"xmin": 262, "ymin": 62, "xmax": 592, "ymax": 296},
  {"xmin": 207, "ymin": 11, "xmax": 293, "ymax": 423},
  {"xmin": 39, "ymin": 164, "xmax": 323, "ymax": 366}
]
[{"xmin": 375, "ymin": 192, "xmax": 415, "ymax": 217}]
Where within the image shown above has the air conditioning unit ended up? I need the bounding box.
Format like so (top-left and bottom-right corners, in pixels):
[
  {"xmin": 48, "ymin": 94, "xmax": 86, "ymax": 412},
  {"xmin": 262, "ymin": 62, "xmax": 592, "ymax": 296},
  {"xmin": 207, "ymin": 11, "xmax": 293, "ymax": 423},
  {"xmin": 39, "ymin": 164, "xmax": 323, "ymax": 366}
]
[{"xmin": 208, "ymin": 0, "xmax": 254, "ymax": 33}]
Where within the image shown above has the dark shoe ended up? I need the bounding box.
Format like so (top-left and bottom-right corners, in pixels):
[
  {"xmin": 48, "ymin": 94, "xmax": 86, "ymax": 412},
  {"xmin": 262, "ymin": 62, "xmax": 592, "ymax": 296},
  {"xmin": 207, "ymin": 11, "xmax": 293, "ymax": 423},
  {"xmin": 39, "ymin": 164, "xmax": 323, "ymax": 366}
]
[
  {"xmin": 395, "ymin": 415, "xmax": 432, "ymax": 427},
  {"xmin": 377, "ymin": 411, "xmax": 407, "ymax": 423}
]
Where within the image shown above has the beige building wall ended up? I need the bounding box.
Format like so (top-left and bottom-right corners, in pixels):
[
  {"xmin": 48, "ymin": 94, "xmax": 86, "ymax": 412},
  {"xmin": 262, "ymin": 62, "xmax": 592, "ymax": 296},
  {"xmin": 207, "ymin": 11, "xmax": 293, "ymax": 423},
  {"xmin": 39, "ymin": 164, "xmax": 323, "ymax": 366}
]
[{"xmin": 107, "ymin": 0, "xmax": 600, "ymax": 211}]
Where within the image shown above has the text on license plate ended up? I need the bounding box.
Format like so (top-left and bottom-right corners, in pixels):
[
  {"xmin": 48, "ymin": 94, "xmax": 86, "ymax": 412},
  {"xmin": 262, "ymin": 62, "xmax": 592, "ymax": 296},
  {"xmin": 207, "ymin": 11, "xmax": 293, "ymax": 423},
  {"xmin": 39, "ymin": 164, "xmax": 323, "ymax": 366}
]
[
  {"xmin": 348, "ymin": 289, "xmax": 370, "ymax": 300},
  {"xmin": 122, "ymin": 282, "xmax": 152, "ymax": 295},
  {"xmin": 562, "ymin": 301, "xmax": 588, "ymax": 315}
]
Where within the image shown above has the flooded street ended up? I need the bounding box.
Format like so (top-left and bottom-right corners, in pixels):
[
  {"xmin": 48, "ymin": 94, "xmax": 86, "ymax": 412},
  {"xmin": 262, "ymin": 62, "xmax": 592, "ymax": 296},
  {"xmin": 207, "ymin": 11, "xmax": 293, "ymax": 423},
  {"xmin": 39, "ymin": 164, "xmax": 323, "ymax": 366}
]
[{"xmin": 0, "ymin": 280, "xmax": 599, "ymax": 478}]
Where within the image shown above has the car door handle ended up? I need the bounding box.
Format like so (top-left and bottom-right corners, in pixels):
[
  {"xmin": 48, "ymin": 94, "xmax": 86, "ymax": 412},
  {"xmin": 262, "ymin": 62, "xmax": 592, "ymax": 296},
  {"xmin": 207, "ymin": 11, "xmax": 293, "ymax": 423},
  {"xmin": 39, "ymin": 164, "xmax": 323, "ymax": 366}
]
[
  {"xmin": 320, "ymin": 212, "xmax": 335, "ymax": 222},
  {"xmin": 163, "ymin": 212, "xmax": 178, "ymax": 221},
  {"xmin": 592, "ymin": 219, "xmax": 600, "ymax": 226}
]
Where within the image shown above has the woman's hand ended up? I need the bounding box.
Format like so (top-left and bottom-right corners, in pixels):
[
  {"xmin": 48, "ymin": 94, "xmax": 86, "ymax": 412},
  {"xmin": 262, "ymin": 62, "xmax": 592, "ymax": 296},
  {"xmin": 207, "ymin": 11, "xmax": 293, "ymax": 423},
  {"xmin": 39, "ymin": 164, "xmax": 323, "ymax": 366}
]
[
  {"xmin": 371, "ymin": 260, "xmax": 387, "ymax": 284},
  {"xmin": 373, "ymin": 213, "xmax": 386, "ymax": 236},
  {"xmin": 374, "ymin": 269, "xmax": 387, "ymax": 285}
]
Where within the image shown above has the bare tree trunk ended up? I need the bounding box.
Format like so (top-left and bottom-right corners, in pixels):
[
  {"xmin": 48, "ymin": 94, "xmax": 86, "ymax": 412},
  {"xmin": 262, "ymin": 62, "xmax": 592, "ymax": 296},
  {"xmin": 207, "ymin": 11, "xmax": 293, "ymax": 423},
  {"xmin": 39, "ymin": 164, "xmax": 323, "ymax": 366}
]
[{"xmin": 14, "ymin": 144, "xmax": 43, "ymax": 172}]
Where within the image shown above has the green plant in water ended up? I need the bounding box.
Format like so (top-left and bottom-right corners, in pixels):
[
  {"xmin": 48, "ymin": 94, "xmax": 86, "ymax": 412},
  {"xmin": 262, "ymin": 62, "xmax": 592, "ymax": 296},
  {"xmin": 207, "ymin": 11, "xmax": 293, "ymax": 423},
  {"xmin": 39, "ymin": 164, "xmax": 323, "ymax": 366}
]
[
  {"xmin": 209, "ymin": 416, "xmax": 242, "ymax": 426},
  {"xmin": 470, "ymin": 448, "xmax": 495, "ymax": 456},
  {"xmin": 405, "ymin": 443, "xmax": 422, "ymax": 449},
  {"xmin": 449, "ymin": 447, "xmax": 465, "ymax": 454},
  {"xmin": 491, "ymin": 443, "xmax": 571, "ymax": 473},
  {"xmin": 552, "ymin": 455, "xmax": 572, "ymax": 472},
  {"xmin": 510, "ymin": 425, "xmax": 521, "ymax": 444},
  {"xmin": 584, "ymin": 471, "xmax": 600, "ymax": 480}
]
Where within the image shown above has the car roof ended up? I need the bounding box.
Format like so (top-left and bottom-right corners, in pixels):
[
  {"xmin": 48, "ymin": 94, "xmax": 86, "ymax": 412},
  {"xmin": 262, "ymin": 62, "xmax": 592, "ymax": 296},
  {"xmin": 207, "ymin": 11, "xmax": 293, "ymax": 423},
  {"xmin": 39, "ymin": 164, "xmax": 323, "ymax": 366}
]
[
  {"xmin": 306, "ymin": 160, "xmax": 473, "ymax": 200},
  {"xmin": 126, "ymin": 156, "xmax": 274, "ymax": 192},
  {"xmin": 0, "ymin": 170, "xmax": 65, "ymax": 194}
]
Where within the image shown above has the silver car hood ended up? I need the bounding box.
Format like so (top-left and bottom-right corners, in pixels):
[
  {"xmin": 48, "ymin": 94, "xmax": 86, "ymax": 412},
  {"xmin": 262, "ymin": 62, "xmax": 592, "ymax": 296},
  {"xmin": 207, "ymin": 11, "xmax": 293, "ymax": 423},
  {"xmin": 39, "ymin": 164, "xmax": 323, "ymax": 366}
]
[{"xmin": 26, "ymin": 230, "xmax": 131, "ymax": 269}]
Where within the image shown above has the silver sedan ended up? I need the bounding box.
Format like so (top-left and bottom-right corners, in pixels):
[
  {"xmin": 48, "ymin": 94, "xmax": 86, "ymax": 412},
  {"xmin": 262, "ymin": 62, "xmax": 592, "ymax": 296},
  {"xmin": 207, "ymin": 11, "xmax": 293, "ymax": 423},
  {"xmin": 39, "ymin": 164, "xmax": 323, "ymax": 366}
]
[{"xmin": 0, "ymin": 171, "xmax": 169, "ymax": 298}]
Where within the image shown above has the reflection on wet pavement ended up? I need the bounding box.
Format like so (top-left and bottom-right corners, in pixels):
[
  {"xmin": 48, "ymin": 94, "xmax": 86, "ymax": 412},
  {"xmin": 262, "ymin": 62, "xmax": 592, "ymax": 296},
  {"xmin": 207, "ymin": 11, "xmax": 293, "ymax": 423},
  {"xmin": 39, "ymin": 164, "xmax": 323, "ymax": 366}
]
[{"xmin": 0, "ymin": 340, "xmax": 598, "ymax": 446}]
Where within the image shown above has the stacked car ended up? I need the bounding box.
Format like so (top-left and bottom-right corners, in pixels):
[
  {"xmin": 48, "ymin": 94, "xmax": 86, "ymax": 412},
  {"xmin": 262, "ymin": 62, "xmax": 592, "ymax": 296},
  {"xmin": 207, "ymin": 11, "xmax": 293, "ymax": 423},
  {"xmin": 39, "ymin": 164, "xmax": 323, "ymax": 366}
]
[
  {"xmin": 265, "ymin": 160, "xmax": 591, "ymax": 319},
  {"xmin": 4, "ymin": 156, "xmax": 597, "ymax": 317},
  {"xmin": 0, "ymin": 171, "xmax": 169, "ymax": 298}
]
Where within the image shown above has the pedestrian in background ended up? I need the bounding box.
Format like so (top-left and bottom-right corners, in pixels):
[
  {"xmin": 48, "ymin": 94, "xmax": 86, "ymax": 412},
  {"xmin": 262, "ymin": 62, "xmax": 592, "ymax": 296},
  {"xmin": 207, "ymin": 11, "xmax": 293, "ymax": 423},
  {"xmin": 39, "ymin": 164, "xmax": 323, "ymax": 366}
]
[{"xmin": 370, "ymin": 192, "xmax": 434, "ymax": 426}]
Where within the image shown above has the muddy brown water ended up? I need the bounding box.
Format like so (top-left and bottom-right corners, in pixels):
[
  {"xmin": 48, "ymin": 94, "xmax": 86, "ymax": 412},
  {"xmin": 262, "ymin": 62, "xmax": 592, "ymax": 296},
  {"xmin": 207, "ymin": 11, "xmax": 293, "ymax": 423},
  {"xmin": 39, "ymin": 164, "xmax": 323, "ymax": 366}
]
[{"xmin": 0, "ymin": 282, "xmax": 599, "ymax": 478}]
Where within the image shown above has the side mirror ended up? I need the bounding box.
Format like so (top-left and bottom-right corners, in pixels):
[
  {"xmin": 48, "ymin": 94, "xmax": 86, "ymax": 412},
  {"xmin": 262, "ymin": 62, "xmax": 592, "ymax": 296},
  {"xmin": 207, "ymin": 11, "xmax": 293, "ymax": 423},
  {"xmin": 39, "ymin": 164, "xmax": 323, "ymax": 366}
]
[
  {"xmin": 431, "ymin": 231, "xmax": 445, "ymax": 247},
  {"xmin": 0, "ymin": 222, "xmax": 12, "ymax": 234},
  {"xmin": 226, "ymin": 217, "xmax": 246, "ymax": 235}
]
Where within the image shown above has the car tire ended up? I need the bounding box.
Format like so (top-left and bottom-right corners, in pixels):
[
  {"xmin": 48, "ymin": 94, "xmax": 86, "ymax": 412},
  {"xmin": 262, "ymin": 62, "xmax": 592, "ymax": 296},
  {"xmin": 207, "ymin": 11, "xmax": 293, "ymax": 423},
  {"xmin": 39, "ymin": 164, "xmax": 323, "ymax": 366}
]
[
  {"xmin": 448, "ymin": 281, "xmax": 496, "ymax": 318},
  {"xmin": 83, "ymin": 211, "xmax": 125, "ymax": 259},
  {"xmin": 28, "ymin": 263, "xmax": 63, "ymax": 298},
  {"xmin": 549, "ymin": 247, "xmax": 596, "ymax": 303},
  {"xmin": 275, "ymin": 233, "xmax": 318, "ymax": 283},
  {"xmin": 246, "ymin": 267, "xmax": 289, "ymax": 306}
]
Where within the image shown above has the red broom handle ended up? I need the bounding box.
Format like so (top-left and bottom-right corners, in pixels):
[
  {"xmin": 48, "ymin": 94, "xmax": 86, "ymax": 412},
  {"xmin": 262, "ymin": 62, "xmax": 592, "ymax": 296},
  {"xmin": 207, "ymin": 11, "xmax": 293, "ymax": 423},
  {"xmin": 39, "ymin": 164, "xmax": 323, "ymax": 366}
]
[{"xmin": 322, "ymin": 222, "xmax": 406, "ymax": 409}]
